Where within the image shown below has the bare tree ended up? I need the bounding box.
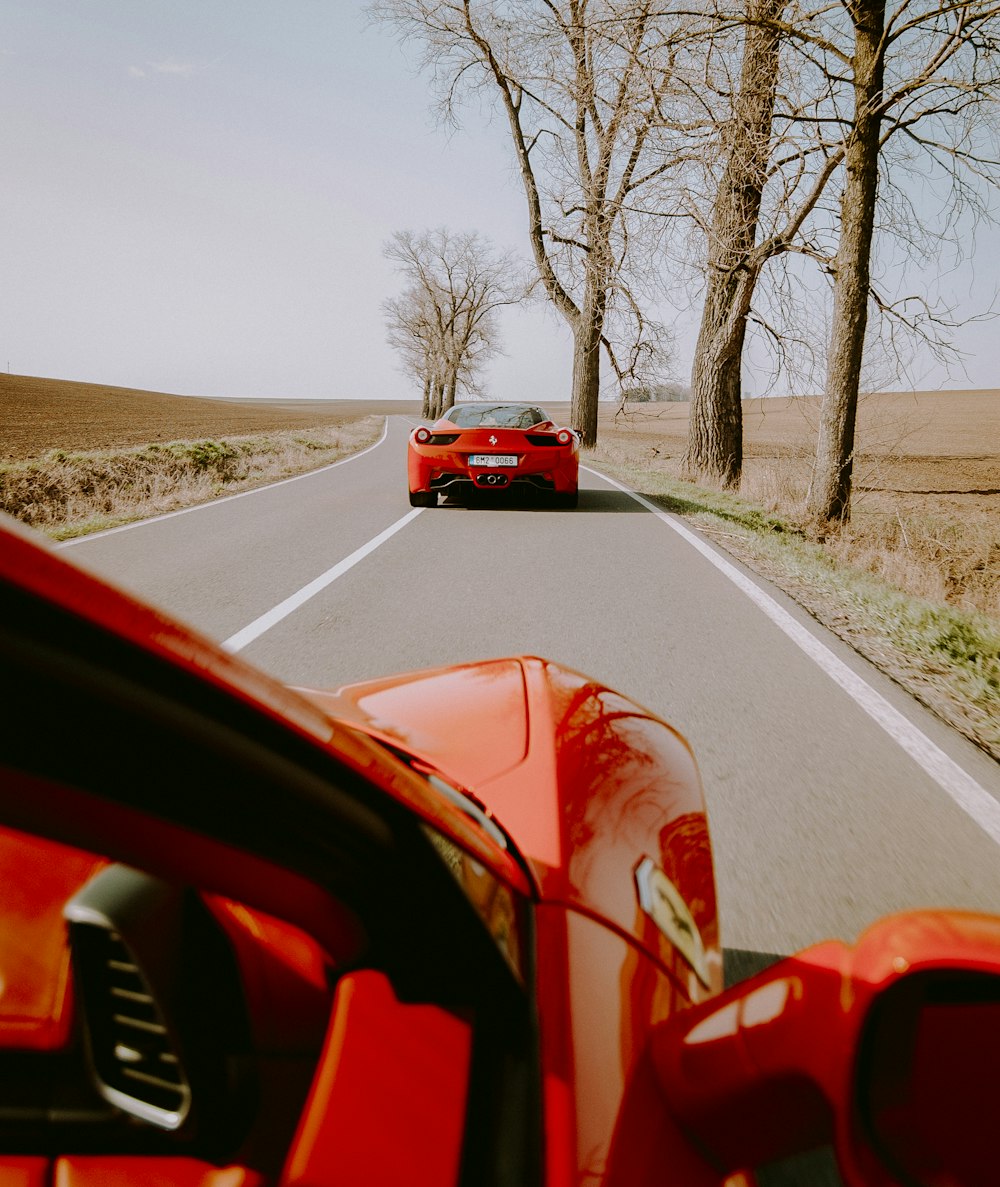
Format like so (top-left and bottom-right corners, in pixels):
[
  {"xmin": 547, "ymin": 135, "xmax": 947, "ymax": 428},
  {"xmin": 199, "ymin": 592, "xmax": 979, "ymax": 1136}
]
[
  {"xmin": 383, "ymin": 285, "xmax": 448, "ymax": 416},
  {"xmin": 684, "ymin": 0, "xmax": 789, "ymax": 487},
  {"xmin": 371, "ymin": 0, "xmax": 697, "ymax": 446},
  {"xmin": 676, "ymin": 0, "xmax": 855, "ymax": 488},
  {"xmin": 806, "ymin": 0, "xmax": 1000, "ymax": 525},
  {"xmin": 382, "ymin": 228, "xmax": 525, "ymax": 416},
  {"xmin": 806, "ymin": 0, "xmax": 886, "ymax": 523},
  {"xmin": 676, "ymin": 0, "xmax": 1000, "ymax": 505}
]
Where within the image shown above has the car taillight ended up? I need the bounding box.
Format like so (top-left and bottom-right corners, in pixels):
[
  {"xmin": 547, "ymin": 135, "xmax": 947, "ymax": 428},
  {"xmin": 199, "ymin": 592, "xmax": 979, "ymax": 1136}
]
[
  {"xmin": 414, "ymin": 426, "xmax": 432, "ymax": 444},
  {"xmin": 557, "ymin": 429, "xmax": 573, "ymax": 445}
]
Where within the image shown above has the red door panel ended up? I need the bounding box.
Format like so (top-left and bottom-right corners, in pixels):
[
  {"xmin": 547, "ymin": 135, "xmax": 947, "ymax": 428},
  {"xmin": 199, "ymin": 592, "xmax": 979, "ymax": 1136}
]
[
  {"xmin": 281, "ymin": 970, "xmax": 472, "ymax": 1187},
  {"xmin": 53, "ymin": 1159, "xmax": 264, "ymax": 1187}
]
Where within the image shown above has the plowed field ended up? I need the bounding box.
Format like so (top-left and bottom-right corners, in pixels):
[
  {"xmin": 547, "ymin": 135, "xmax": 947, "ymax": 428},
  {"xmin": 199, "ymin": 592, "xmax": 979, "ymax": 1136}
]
[{"xmin": 0, "ymin": 373, "xmax": 419, "ymax": 460}]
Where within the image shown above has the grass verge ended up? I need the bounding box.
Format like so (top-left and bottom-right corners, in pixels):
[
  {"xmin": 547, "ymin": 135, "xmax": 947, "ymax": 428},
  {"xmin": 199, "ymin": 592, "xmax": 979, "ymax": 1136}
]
[
  {"xmin": 1, "ymin": 418, "xmax": 384, "ymax": 540},
  {"xmin": 588, "ymin": 453, "xmax": 1000, "ymax": 763}
]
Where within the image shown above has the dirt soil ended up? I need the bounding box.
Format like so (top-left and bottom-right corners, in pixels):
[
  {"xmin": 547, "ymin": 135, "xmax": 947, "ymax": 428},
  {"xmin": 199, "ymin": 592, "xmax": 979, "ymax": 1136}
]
[
  {"xmin": 0, "ymin": 373, "xmax": 420, "ymax": 460},
  {"xmin": 596, "ymin": 389, "xmax": 1000, "ymax": 519},
  {"xmin": 5, "ymin": 376, "xmax": 996, "ymax": 511}
]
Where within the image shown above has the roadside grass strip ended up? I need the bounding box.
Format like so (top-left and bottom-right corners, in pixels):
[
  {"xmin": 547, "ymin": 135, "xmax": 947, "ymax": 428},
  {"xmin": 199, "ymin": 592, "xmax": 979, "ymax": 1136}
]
[{"xmin": 10, "ymin": 419, "xmax": 387, "ymax": 542}]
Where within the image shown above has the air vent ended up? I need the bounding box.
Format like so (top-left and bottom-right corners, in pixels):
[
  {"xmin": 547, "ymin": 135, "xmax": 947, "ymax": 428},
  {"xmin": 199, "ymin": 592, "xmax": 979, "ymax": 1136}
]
[
  {"xmin": 428, "ymin": 433, "xmax": 460, "ymax": 445},
  {"xmin": 71, "ymin": 923, "xmax": 191, "ymax": 1130},
  {"xmin": 525, "ymin": 434, "xmax": 560, "ymax": 446}
]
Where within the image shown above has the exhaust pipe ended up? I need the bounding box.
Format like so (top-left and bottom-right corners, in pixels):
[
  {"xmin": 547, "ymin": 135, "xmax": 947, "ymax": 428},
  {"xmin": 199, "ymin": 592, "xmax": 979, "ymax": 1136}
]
[{"xmin": 475, "ymin": 473, "xmax": 509, "ymax": 487}]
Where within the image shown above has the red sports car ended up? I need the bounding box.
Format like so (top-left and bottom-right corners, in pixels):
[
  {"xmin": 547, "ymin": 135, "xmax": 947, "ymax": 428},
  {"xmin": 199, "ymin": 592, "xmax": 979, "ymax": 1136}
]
[
  {"xmin": 1, "ymin": 513, "xmax": 999, "ymax": 1187},
  {"xmin": 408, "ymin": 402, "xmax": 579, "ymax": 508}
]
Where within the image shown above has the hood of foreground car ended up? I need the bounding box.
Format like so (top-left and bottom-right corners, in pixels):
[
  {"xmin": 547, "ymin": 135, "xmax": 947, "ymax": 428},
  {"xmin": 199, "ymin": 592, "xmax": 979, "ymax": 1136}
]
[
  {"xmin": 300, "ymin": 658, "xmax": 530, "ymax": 789},
  {"xmin": 300, "ymin": 657, "xmax": 722, "ymax": 1000}
]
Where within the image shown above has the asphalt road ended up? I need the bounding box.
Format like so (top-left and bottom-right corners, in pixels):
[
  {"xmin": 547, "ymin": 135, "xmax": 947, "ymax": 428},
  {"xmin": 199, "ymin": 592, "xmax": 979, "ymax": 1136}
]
[{"xmin": 61, "ymin": 416, "xmax": 1000, "ymax": 957}]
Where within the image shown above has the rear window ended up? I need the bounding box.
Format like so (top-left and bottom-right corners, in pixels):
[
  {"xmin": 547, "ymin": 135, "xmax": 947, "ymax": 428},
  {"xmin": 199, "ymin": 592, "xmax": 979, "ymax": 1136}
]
[{"xmin": 448, "ymin": 405, "xmax": 547, "ymax": 429}]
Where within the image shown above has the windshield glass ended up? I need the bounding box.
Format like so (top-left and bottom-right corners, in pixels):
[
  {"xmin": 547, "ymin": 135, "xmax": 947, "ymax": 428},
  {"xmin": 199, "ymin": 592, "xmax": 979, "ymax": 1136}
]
[{"xmin": 447, "ymin": 404, "xmax": 547, "ymax": 429}]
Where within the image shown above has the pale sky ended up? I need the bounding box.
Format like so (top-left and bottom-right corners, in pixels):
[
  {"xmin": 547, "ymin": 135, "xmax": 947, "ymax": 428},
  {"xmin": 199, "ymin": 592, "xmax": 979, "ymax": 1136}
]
[{"xmin": 2, "ymin": 2, "xmax": 998, "ymax": 402}]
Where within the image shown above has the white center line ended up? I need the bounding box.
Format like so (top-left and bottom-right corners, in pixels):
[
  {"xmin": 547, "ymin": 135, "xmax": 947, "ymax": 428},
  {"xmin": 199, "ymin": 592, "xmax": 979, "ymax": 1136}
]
[
  {"xmin": 222, "ymin": 508, "xmax": 423, "ymax": 654},
  {"xmin": 586, "ymin": 465, "xmax": 1000, "ymax": 846}
]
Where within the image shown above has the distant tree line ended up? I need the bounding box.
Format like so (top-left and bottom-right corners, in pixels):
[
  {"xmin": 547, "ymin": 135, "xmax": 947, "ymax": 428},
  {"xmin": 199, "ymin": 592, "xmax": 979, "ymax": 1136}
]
[
  {"xmin": 374, "ymin": 0, "xmax": 1000, "ymax": 526},
  {"xmin": 622, "ymin": 383, "xmax": 691, "ymax": 403}
]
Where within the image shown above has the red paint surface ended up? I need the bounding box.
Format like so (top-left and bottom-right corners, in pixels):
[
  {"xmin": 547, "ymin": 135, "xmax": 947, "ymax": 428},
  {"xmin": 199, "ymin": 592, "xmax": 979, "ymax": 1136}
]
[
  {"xmin": 534, "ymin": 905, "xmax": 719, "ymax": 1187},
  {"xmin": 312, "ymin": 656, "xmax": 721, "ymax": 998},
  {"xmin": 654, "ymin": 910, "xmax": 1000, "ymax": 1185},
  {"xmin": 408, "ymin": 415, "xmax": 579, "ymax": 497},
  {"xmin": 0, "ymin": 1159, "xmax": 49, "ymax": 1187},
  {"xmin": 53, "ymin": 1159, "xmax": 264, "ymax": 1187},
  {"xmin": 313, "ymin": 658, "xmax": 530, "ymax": 788},
  {"xmin": 281, "ymin": 970, "xmax": 471, "ymax": 1187},
  {"xmin": 0, "ymin": 827, "xmax": 104, "ymax": 1050}
]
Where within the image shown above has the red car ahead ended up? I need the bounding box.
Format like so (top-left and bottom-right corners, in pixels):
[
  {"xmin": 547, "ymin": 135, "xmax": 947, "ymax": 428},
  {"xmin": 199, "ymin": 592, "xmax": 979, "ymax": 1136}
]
[
  {"xmin": 1, "ymin": 513, "xmax": 999, "ymax": 1187},
  {"xmin": 408, "ymin": 402, "xmax": 579, "ymax": 508}
]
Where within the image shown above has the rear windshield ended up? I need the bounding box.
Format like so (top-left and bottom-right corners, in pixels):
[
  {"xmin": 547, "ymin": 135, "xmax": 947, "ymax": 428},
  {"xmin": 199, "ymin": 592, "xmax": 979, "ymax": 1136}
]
[{"xmin": 448, "ymin": 404, "xmax": 547, "ymax": 429}]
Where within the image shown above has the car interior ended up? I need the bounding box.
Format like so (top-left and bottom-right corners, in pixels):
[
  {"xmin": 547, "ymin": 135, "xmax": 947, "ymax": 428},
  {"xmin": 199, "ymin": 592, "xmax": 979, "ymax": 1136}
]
[{"xmin": 0, "ymin": 569, "xmax": 541, "ymax": 1187}]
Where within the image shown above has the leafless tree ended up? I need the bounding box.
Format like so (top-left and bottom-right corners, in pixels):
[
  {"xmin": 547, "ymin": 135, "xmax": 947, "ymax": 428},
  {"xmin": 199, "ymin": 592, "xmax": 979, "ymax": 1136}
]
[
  {"xmin": 382, "ymin": 228, "xmax": 525, "ymax": 417},
  {"xmin": 677, "ymin": 0, "xmax": 855, "ymax": 488},
  {"xmin": 383, "ymin": 285, "xmax": 447, "ymax": 416},
  {"xmin": 370, "ymin": 0, "xmax": 700, "ymax": 446},
  {"xmin": 684, "ymin": 0, "xmax": 790, "ymax": 487},
  {"xmin": 804, "ymin": 0, "xmax": 1000, "ymax": 525},
  {"xmin": 677, "ymin": 0, "xmax": 1000, "ymax": 506}
]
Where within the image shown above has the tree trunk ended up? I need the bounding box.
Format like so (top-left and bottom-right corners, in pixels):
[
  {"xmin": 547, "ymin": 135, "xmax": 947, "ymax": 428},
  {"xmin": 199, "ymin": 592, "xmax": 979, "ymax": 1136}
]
[
  {"xmin": 807, "ymin": 0, "xmax": 885, "ymax": 526},
  {"xmin": 685, "ymin": 0, "xmax": 785, "ymax": 488},
  {"xmin": 686, "ymin": 293, "xmax": 749, "ymax": 487},
  {"xmin": 429, "ymin": 379, "xmax": 445, "ymax": 420},
  {"xmin": 442, "ymin": 371, "xmax": 458, "ymax": 414},
  {"xmin": 421, "ymin": 374, "xmax": 432, "ymax": 419},
  {"xmin": 571, "ymin": 288, "xmax": 605, "ymax": 448}
]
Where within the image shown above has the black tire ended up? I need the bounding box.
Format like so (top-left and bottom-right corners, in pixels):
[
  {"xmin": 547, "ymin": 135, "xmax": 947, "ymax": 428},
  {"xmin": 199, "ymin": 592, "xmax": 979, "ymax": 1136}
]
[
  {"xmin": 554, "ymin": 490, "xmax": 578, "ymax": 510},
  {"xmin": 409, "ymin": 490, "xmax": 437, "ymax": 507}
]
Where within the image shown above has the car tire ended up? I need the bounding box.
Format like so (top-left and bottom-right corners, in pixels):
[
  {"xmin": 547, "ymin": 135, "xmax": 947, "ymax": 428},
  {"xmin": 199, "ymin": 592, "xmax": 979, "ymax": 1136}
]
[
  {"xmin": 409, "ymin": 490, "xmax": 437, "ymax": 507},
  {"xmin": 554, "ymin": 491, "xmax": 578, "ymax": 510}
]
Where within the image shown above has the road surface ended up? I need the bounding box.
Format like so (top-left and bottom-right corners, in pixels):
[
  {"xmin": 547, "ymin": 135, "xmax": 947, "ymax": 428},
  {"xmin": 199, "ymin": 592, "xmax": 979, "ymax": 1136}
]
[{"xmin": 61, "ymin": 416, "xmax": 1000, "ymax": 957}]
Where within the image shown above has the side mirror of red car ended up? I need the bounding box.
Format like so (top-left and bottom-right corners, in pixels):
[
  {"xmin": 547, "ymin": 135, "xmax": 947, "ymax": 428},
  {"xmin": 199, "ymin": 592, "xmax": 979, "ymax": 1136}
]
[{"xmin": 652, "ymin": 910, "xmax": 1000, "ymax": 1187}]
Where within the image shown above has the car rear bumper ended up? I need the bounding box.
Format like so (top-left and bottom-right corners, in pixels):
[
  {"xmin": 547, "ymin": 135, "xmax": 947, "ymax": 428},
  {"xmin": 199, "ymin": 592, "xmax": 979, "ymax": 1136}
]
[{"xmin": 409, "ymin": 448, "xmax": 579, "ymax": 495}]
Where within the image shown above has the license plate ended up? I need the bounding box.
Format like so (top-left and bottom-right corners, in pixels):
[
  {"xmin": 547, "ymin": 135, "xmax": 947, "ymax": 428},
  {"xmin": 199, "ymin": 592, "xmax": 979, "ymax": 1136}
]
[{"xmin": 468, "ymin": 454, "xmax": 517, "ymax": 467}]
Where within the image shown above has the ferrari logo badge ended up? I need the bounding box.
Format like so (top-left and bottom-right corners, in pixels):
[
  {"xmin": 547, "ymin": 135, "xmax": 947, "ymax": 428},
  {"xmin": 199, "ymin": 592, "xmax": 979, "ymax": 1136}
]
[
  {"xmin": 489, "ymin": 434, "xmax": 498, "ymax": 445},
  {"xmin": 635, "ymin": 857, "xmax": 711, "ymax": 988}
]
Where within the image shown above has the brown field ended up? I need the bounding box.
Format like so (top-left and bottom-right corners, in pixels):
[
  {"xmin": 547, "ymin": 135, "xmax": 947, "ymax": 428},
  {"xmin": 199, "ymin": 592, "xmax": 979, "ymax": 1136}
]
[
  {"xmin": 7, "ymin": 375, "xmax": 995, "ymax": 494},
  {"xmin": 0, "ymin": 372, "xmax": 419, "ymax": 461},
  {"xmin": 590, "ymin": 389, "xmax": 1000, "ymax": 622},
  {"xmin": 3, "ymin": 374, "xmax": 996, "ymax": 614},
  {"xmin": 595, "ymin": 389, "xmax": 1000, "ymax": 505},
  {"xmin": 2, "ymin": 373, "xmax": 996, "ymax": 753}
]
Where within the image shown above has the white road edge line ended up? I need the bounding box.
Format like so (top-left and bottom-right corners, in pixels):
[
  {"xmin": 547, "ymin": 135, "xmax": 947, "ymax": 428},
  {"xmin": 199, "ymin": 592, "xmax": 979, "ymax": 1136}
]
[
  {"xmin": 585, "ymin": 465, "xmax": 1000, "ymax": 846},
  {"xmin": 222, "ymin": 508, "xmax": 424, "ymax": 654},
  {"xmin": 59, "ymin": 417, "xmax": 390, "ymax": 547}
]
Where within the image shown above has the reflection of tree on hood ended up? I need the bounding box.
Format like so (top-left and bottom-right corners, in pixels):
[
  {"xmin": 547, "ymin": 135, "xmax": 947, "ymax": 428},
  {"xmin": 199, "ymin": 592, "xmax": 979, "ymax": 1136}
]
[{"xmin": 542, "ymin": 662, "xmax": 713, "ymax": 941}]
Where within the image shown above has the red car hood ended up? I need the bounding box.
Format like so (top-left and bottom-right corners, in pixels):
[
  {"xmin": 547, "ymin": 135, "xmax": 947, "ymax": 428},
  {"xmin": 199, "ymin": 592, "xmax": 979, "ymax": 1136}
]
[
  {"xmin": 301, "ymin": 658, "xmax": 530, "ymax": 789},
  {"xmin": 300, "ymin": 657, "xmax": 721, "ymax": 998}
]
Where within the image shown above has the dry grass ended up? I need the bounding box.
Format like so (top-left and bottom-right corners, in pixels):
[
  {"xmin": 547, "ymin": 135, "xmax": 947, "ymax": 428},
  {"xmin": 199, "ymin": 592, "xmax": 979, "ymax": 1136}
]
[
  {"xmin": 596, "ymin": 391, "xmax": 1000, "ymax": 622},
  {"xmin": 0, "ymin": 370, "xmax": 413, "ymax": 539},
  {"xmin": 590, "ymin": 393, "xmax": 1000, "ymax": 760},
  {"xmin": 5, "ymin": 374, "xmax": 997, "ymax": 756},
  {"xmin": 1, "ymin": 421, "xmax": 383, "ymax": 539}
]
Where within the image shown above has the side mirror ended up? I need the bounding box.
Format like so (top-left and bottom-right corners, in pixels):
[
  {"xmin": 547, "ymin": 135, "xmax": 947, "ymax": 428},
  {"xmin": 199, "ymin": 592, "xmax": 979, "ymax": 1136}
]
[{"xmin": 652, "ymin": 911, "xmax": 1000, "ymax": 1187}]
